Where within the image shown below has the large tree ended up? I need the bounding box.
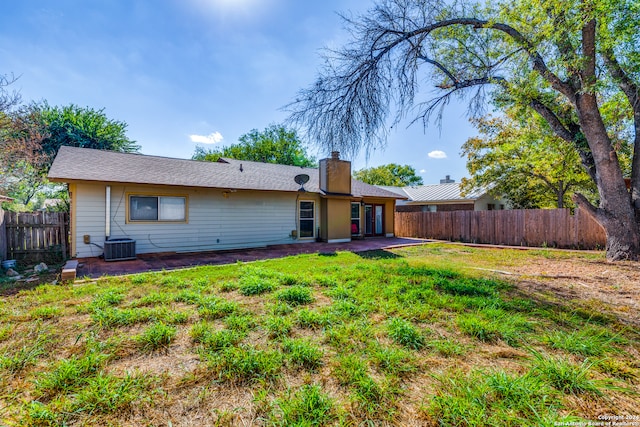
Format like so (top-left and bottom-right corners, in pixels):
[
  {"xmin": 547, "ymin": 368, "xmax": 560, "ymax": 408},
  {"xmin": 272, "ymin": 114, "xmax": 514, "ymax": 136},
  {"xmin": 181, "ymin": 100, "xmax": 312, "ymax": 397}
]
[
  {"xmin": 1, "ymin": 102, "xmax": 138, "ymax": 210},
  {"xmin": 354, "ymin": 163, "xmax": 423, "ymax": 186},
  {"xmin": 288, "ymin": 0, "xmax": 640, "ymax": 260},
  {"xmin": 193, "ymin": 124, "xmax": 316, "ymax": 167},
  {"xmin": 461, "ymin": 109, "xmax": 599, "ymax": 209}
]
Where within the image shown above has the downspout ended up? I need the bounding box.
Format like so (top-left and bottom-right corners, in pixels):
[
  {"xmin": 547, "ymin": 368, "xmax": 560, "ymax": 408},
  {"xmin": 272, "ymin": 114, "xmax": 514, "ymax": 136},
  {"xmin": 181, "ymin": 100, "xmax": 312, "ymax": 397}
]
[{"xmin": 105, "ymin": 186, "xmax": 111, "ymax": 241}]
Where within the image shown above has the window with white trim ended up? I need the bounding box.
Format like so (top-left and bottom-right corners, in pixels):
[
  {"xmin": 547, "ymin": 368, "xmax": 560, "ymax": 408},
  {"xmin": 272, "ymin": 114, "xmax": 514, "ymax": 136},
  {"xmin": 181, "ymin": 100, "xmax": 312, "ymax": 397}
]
[
  {"xmin": 299, "ymin": 200, "xmax": 315, "ymax": 238},
  {"xmin": 351, "ymin": 202, "xmax": 361, "ymax": 235},
  {"xmin": 129, "ymin": 196, "xmax": 186, "ymax": 222}
]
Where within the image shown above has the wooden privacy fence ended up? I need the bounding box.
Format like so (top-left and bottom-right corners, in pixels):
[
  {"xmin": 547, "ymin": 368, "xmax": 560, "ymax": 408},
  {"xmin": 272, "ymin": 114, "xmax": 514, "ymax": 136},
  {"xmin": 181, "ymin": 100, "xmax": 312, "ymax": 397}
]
[
  {"xmin": 3, "ymin": 211, "xmax": 70, "ymax": 262},
  {"xmin": 0, "ymin": 207, "xmax": 6, "ymax": 261},
  {"xmin": 395, "ymin": 208, "xmax": 607, "ymax": 249}
]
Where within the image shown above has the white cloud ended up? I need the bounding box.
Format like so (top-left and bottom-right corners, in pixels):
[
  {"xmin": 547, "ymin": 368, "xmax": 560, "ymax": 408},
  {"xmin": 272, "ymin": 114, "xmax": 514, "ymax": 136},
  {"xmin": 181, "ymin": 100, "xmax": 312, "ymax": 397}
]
[
  {"xmin": 419, "ymin": 169, "xmax": 426, "ymax": 174},
  {"xmin": 190, "ymin": 132, "xmax": 224, "ymax": 144},
  {"xmin": 428, "ymin": 150, "xmax": 447, "ymax": 159}
]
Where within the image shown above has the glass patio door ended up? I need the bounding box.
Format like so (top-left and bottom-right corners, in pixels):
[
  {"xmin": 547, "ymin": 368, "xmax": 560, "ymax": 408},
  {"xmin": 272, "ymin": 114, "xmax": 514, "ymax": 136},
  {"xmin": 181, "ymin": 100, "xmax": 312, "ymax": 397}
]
[
  {"xmin": 364, "ymin": 205, "xmax": 373, "ymax": 235},
  {"xmin": 375, "ymin": 205, "xmax": 383, "ymax": 235},
  {"xmin": 364, "ymin": 204, "xmax": 384, "ymax": 236}
]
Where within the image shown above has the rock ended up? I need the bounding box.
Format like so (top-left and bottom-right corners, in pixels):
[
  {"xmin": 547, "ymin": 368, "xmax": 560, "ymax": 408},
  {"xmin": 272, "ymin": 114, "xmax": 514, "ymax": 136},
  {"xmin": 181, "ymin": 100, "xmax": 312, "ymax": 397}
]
[
  {"xmin": 5, "ymin": 268, "xmax": 20, "ymax": 277},
  {"xmin": 34, "ymin": 262, "xmax": 49, "ymax": 273}
]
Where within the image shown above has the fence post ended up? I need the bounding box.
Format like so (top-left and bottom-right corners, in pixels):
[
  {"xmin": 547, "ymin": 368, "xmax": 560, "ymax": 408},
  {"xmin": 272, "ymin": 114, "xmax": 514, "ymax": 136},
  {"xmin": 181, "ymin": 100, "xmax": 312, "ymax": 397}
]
[{"xmin": 0, "ymin": 208, "xmax": 6, "ymax": 261}]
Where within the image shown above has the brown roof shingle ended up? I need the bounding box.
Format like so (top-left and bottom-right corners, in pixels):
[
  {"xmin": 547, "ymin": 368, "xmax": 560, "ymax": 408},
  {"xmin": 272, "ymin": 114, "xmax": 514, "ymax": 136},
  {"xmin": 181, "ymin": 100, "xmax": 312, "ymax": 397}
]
[{"xmin": 48, "ymin": 146, "xmax": 402, "ymax": 199}]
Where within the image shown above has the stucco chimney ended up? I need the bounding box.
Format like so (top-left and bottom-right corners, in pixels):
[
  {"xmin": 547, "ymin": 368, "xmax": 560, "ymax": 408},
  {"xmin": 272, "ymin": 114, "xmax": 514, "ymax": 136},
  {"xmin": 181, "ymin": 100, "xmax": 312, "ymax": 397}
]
[{"xmin": 320, "ymin": 151, "xmax": 351, "ymax": 194}]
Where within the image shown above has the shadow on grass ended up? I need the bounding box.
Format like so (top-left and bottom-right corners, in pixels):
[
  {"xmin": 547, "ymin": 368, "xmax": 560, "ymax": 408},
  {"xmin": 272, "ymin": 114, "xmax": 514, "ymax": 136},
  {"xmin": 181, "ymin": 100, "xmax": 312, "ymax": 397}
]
[{"xmin": 356, "ymin": 250, "xmax": 403, "ymax": 260}]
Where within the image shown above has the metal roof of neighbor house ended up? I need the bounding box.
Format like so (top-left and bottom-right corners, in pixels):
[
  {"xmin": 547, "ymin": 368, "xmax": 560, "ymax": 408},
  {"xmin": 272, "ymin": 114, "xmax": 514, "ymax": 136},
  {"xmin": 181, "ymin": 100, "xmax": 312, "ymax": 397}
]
[
  {"xmin": 379, "ymin": 183, "xmax": 486, "ymax": 203},
  {"xmin": 48, "ymin": 146, "xmax": 402, "ymax": 199}
]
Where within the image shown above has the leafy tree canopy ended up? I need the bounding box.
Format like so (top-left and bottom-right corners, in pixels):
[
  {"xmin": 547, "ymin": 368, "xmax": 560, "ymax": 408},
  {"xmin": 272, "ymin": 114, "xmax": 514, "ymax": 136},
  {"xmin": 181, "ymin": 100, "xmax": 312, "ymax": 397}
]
[
  {"xmin": 193, "ymin": 124, "xmax": 316, "ymax": 167},
  {"xmin": 461, "ymin": 108, "xmax": 600, "ymax": 209},
  {"xmin": 353, "ymin": 163, "xmax": 423, "ymax": 186},
  {"xmin": 1, "ymin": 102, "xmax": 138, "ymax": 211},
  {"xmin": 35, "ymin": 102, "xmax": 139, "ymax": 166}
]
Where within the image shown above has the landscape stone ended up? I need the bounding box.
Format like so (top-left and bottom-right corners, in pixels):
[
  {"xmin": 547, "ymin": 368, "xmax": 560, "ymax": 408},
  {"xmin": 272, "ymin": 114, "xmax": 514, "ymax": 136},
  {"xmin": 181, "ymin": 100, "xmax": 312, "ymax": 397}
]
[
  {"xmin": 34, "ymin": 262, "xmax": 49, "ymax": 273},
  {"xmin": 6, "ymin": 268, "xmax": 19, "ymax": 277}
]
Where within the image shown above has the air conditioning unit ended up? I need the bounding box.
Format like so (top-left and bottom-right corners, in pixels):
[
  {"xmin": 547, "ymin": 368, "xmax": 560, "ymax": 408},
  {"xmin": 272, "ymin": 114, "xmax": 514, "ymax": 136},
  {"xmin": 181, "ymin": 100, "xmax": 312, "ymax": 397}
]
[{"xmin": 103, "ymin": 238, "xmax": 136, "ymax": 262}]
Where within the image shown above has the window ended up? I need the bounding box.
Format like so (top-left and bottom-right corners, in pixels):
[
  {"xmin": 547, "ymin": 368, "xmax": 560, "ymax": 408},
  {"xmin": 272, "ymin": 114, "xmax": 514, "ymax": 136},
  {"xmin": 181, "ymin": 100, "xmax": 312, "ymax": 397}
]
[
  {"xmin": 129, "ymin": 195, "xmax": 186, "ymax": 222},
  {"xmin": 299, "ymin": 201, "xmax": 315, "ymax": 238},
  {"xmin": 351, "ymin": 202, "xmax": 361, "ymax": 235}
]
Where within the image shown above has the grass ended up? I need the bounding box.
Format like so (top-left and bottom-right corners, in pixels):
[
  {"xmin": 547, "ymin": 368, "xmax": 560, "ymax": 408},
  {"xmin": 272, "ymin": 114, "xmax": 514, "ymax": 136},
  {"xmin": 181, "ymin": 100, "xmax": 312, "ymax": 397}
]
[
  {"xmin": 275, "ymin": 286, "xmax": 314, "ymax": 306},
  {"xmin": 281, "ymin": 337, "xmax": 324, "ymax": 370},
  {"xmin": 0, "ymin": 243, "xmax": 638, "ymax": 425},
  {"xmin": 136, "ymin": 321, "xmax": 177, "ymax": 351},
  {"xmin": 386, "ymin": 317, "xmax": 426, "ymax": 349},
  {"xmin": 268, "ymin": 384, "xmax": 335, "ymax": 426}
]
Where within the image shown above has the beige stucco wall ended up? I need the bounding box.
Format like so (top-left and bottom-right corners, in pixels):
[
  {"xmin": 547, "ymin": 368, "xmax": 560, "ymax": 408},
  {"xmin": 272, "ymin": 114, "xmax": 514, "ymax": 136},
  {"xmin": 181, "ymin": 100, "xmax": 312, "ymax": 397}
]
[{"xmin": 321, "ymin": 198, "xmax": 352, "ymax": 242}]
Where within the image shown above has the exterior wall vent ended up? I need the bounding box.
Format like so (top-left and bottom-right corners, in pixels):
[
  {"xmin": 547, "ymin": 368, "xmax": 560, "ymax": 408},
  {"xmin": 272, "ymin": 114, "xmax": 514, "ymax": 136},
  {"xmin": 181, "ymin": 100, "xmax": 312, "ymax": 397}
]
[{"xmin": 103, "ymin": 238, "xmax": 136, "ymax": 261}]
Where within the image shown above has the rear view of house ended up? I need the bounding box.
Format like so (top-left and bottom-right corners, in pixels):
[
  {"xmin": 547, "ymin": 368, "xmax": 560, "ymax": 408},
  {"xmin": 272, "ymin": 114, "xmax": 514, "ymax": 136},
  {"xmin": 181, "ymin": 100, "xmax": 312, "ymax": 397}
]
[{"xmin": 48, "ymin": 147, "xmax": 403, "ymax": 259}]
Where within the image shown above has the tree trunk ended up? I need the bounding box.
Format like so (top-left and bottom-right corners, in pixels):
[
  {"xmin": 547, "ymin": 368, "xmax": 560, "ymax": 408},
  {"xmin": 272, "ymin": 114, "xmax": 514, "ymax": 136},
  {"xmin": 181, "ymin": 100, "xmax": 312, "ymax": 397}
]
[{"xmin": 576, "ymin": 95, "xmax": 640, "ymax": 260}]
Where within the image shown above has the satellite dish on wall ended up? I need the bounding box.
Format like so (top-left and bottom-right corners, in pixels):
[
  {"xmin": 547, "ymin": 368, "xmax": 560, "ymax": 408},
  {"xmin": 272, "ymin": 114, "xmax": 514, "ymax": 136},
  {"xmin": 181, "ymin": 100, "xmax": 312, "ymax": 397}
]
[{"xmin": 294, "ymin": 174, "xmax": 310, "ymax": 192}]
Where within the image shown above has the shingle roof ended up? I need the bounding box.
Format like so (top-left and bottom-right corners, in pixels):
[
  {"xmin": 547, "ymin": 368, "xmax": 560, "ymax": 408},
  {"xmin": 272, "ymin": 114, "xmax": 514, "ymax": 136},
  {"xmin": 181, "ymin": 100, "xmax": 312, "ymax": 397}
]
[
  {"xmin": 48, "ymin": 146, "xmax": 402, "ymax": 199},
  {"xmin": 379, "ymin": 183, "xmax": 486, "ymax": 203}
]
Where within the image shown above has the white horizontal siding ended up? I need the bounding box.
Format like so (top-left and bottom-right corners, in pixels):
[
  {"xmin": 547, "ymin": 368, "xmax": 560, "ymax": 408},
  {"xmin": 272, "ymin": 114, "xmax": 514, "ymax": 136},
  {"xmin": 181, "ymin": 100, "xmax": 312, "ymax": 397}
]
[
  {"xmin": 74, "ymin": 183, "xmax": 107, "ymax": 258},
  {"xmin": 74, "ymin": 183, "xmax": 318, "ymax": 257}
]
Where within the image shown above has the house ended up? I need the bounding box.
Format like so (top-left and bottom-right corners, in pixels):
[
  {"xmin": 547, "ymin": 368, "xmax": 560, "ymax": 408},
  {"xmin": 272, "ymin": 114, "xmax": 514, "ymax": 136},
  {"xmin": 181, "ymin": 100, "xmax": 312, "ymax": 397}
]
[
  {"xmin": 48, "ymin": 147, "xmax": 403, "ymax": 259},
  {"xmin": 380, "ymin": 176, "xmax": 508, "ymax": 212},
  {"xmin": 0, "ymin": 194, "xmax": 13, "ymax": 203}
]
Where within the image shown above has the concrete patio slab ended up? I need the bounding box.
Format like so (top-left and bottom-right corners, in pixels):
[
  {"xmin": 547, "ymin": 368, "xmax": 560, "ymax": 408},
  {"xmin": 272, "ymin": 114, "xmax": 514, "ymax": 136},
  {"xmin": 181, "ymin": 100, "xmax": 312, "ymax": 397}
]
[{"xmin": 76, "ymin": 237, "xmax": 430, "ymax": 278}]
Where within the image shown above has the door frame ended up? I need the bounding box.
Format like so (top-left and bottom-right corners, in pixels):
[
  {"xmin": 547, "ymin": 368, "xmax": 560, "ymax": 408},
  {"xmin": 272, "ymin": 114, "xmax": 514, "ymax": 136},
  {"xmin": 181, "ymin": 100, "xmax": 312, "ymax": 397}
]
[{"xmin": 364, "ymin": 203, "xmax": 384, "ymax": 237}]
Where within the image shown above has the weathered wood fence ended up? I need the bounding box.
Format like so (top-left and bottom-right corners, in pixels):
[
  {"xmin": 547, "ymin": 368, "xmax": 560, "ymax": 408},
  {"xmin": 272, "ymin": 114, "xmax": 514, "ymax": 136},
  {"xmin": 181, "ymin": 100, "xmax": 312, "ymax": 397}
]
[
  {"xmin": 0, "ymin": 206, "xmax": 6, "ymax": 261},
  {"xmin": 395, "ymin": 208, "xmax": 607, "ymax": 249},
  {"xmin": 3, "ymin": 211, "xmax": 70, "ymax": 262}
]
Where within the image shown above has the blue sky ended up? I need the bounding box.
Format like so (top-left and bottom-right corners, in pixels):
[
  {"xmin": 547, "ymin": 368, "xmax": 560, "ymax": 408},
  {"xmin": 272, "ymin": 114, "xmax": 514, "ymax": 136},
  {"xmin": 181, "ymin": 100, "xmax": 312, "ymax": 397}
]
[{"xmin": 2, "ymin": 0, "xmax": 478, "ymax": 184}]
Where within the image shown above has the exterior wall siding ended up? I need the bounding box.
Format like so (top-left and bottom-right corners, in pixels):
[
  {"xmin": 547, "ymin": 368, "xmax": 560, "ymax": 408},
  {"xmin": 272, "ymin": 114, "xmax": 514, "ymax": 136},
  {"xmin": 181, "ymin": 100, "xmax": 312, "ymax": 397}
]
[
  {"xmin": 474, "ymin": 194, "xmax": 509, "ymax": 211},
  {"xmin": 397, "ymin": 203, "xmax": 474, "ymax": 212},
  {"xmin": 73, "ymin": 182, "xmax": 314, "ymax": 258},
  {"xmin": 74, "ymin": 183, "xmax": 107, "ymax": 258}
]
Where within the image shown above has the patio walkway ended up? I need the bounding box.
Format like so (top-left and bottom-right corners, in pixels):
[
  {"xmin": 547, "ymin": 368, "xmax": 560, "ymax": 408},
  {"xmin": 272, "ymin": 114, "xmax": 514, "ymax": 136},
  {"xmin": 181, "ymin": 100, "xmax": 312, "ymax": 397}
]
[{"xmin": 77, "ymin": 237, "xmax": 430, "ymax": 278}]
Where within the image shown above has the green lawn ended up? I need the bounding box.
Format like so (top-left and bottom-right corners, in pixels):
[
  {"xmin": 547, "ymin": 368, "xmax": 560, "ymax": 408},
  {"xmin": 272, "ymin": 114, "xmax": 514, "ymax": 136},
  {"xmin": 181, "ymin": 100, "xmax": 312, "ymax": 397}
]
[{"xmin": 0, "ymin": 244, "xmax": 638, "ymax": 426}]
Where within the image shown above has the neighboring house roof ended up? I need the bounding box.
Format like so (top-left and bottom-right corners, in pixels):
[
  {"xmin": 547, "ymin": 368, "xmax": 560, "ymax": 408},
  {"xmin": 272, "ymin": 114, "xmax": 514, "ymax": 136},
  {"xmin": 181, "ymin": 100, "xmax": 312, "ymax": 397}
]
[
  {"xmin": 48, "ymin": 146, "xmax": 402, "ymax": 199},
  {"xmin": 379, "ymin": 183, "xmax": 486, "ymax": 204},
  {"xmin": 0, "ymin": 194, "xmax": 13, "ymax": 202}
]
